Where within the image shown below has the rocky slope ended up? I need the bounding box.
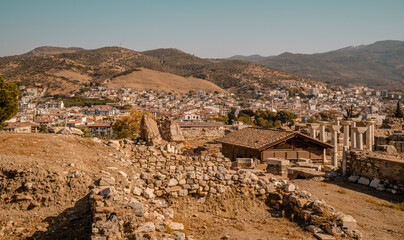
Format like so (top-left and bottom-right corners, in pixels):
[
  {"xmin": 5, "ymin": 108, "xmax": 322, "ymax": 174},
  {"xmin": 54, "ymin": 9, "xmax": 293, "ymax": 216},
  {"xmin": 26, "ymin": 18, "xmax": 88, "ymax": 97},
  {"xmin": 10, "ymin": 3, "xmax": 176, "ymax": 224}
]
[{"xmin": 228, "ymin": 40, "xmax": 404, "ymax": 90}]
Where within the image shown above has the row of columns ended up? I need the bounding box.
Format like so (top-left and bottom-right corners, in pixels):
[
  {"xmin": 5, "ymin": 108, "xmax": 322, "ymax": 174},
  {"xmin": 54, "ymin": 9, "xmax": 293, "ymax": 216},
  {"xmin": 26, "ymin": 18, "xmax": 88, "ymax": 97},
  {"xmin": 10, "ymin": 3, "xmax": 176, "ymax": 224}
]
[{"xmin": 308, "ymin": 119, "xmax": 376, "ymax": 167}]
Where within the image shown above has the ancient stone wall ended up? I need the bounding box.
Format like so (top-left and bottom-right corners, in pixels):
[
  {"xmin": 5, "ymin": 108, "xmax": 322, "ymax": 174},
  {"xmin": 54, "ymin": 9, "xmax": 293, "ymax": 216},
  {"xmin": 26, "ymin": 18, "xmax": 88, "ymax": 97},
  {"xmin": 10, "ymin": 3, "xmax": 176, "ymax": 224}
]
[
  {"xmin": 345, "ymin": 150, "xmax": 404, "ymax": 192},
  {"xmin": 88, "ymin": 143, "xmax": 362, "ymax": 239},
  {"xmin": 180, "ymin": 127, "xmax": 227, "ymax": 140}
]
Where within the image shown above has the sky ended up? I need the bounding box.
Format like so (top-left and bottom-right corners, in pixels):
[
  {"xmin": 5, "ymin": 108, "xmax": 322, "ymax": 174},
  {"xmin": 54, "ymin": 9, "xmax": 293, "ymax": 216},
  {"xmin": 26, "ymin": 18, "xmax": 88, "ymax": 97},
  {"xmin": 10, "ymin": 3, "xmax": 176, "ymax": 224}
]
[{"xmin": 0, "ymin": 0, "xmax": 403, "ymax": 58}]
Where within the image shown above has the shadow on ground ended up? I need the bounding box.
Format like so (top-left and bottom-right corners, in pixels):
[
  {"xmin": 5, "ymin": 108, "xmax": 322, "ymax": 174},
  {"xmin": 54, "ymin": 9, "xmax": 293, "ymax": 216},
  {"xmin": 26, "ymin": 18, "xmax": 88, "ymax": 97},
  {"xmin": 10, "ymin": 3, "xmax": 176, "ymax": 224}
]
[
  {"xmin": 28, "ymin": 194, "xmax": 92, "ymax": 240},
  {"xmin": 324, "ymin": 179, "xmax": 404, "ymax": 203}
]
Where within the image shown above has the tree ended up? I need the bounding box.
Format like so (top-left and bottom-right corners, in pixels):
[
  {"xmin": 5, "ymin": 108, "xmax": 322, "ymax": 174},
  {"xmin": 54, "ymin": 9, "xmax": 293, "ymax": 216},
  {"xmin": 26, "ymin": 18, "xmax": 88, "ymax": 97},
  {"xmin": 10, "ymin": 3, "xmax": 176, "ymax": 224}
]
[
  {"xmin": 343, "ymin": 104, "xmax": 360, "ymax": 120},
  {"xmin": 394, "ymin": 101, "xmax": 403, "ymax": 118},
  {"xmin": 227, "ymin": 108, "xmax": 237, "ymax": 125},
  {"xmin": 0, "ymin": 77, "xmax": 18, "ymax": 128},
  {"xmin": 112, "ymin": 110, "xmax": 143, "ymax": 139}
]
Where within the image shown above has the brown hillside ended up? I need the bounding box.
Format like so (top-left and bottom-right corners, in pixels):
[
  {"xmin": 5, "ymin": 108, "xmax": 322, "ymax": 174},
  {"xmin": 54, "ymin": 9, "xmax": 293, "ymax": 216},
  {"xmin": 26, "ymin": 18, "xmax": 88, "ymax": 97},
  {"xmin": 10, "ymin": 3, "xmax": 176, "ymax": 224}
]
[
  {"xmin": 0, "ymin": 46, "xmax": 311, "ymax": 94},
  {"xmin": 23, "ymin": 46, "xmax": 85, "ymax": 57},
  {"xmin": 107, "ymin": 68, "xmax": 226, "ymax": 93}
]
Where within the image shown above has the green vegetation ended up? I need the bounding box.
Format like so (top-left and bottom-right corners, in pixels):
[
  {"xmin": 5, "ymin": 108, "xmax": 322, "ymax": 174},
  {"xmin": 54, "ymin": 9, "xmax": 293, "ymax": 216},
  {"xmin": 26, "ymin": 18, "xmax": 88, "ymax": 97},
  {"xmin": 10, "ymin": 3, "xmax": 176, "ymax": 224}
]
[
  {"xmin": 337, "ymin": 189, "xmax": 347, "ymax": 194},
  {"xmin": 394, "ymin": 101, "xmax": 403, "ymax": 118},
  {"xmin": 115, "ymin": 104, "xmax": 133, "ymax": 110},
  {"xmin": 217, "ymin": 108, "xmax": 297, "ymax": 128},
  {"xmin": 61, "ymin": 96, "xmax": 115, "ymax": 107},
  {"xmin": 0, "ymin": 76, "xmax": 19, "ymax": 128},
  {"xmin": 254, "ymin": 110, "xmax": 297, "ymax": 128},
  {"xmin": 111, "ymin": 68, "xmax": 141, "ymax": 79},
  {"xmin": 112, "ymin": 110, "xmax": 143, "ymax": 139}
]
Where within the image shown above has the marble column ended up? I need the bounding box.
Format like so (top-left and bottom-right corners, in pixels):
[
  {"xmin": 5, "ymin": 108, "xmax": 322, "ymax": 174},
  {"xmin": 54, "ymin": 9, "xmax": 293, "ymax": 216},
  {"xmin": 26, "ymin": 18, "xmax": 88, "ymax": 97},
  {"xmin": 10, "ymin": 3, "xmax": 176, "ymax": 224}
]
[
  {"xmin": 309, "ymin": 123, "xmax": 320, "ymax": 139},
  {"xmin": 341, "ymin": 120, "xmax": 352, "ymax": 148},
  {"xmin": 319, "ymin": 122, "xmax": 326, "ymax": 142},
  {"xmin": 351, "ymin": 127, "xmax": 367, "ymax": 150},
  {"xmin": 365, "ymin": 121, "xmax": 373, "ymax": 151},
  {"xmin": 329, "ymin": 125, "xmax": 341, "ymax": 167},
  {"xmin": 350, "ymin": 121, "xmax": 356, "ymax": 149}
]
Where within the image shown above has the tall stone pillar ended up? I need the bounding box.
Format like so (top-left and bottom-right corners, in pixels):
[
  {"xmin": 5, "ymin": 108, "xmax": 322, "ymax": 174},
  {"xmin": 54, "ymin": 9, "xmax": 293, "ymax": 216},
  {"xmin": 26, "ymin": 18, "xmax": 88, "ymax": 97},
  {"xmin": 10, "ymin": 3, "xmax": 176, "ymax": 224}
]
[
  {"xmin": 319, "ymin": 122, "xmax": 326, "ymax": 142},
  {"xmin": 350, "ymin": 121, "xmax": 356, "ymax": 149},
  {"xmin": 365, "ymin": 121, "xmax": 373, "ymax": 151},
  {"xmin": 329, "ymin": 125, "xmax": 341, "ymax": 167},
  {"xmin": 341, "ymin": 120, "xmax": 351, "ymax": 148},
  {"xmin": 309, "ymin": 123, "xmax": 320, "ymax": 139},
  {"xmin": 342, "ymin": 146, "xmax": 348, "ymax": 175},
  {"xmin": 351, "ymin": 127, "xmax": 367, "ymax": 150}
]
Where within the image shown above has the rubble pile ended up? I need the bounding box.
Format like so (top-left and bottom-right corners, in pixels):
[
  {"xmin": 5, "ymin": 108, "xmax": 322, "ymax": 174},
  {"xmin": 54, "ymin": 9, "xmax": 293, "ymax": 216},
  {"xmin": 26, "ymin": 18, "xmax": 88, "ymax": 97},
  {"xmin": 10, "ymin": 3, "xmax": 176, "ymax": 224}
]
[{"xmin": 268, "ymin": 184, "xmax": 362, "ymax": 239}]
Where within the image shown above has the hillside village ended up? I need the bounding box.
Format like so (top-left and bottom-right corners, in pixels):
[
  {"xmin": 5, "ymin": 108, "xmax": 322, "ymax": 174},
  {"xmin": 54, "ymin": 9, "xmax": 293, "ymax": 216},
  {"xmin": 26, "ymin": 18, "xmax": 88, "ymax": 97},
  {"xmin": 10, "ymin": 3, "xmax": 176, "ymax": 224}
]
[
  {"xmin": 1, "ymin": 68, "xmax": 404, "ymax": 240},
  {"xmin": 3, "ymin": 79, "xmax": 403, "ymax": 137}
]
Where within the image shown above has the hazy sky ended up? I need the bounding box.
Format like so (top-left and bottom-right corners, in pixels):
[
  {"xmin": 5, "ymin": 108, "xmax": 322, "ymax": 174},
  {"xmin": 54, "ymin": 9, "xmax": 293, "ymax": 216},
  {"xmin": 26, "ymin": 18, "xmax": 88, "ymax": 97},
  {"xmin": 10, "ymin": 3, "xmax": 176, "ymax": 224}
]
[{"xmin": 1, "ymin": 0, "xmax": 403, "ymax": 58}]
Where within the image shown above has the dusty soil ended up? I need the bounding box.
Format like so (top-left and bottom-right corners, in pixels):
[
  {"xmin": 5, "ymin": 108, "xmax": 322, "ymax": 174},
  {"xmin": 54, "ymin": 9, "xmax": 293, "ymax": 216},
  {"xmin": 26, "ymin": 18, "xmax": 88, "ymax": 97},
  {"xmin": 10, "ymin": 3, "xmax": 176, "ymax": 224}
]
[
  {"xmin": 172, "ymin": 194, "xmax": 315, "ymax": 240},
  {"xmin": 294, "ymin": 179, "xmax": 404, "ymax": 240},
  {"xmin": 0, "ymin": 133, "xmax": 308, "ymax": 240},
  {"xmin": 108, "ymin": 67, "xmax": 226, "ymax": 93},
  {"xmin": 0, "ymin": 133, "xmax": 131, "ymax": 239}
]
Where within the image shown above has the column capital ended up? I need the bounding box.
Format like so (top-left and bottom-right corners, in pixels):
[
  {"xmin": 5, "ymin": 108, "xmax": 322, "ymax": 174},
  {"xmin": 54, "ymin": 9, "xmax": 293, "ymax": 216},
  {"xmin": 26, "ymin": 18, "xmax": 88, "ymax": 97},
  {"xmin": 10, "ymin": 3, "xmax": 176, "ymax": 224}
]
[
  {"xmin": 308, "ymin": 123, "xmax": 320, "ymax": 130},
  {"xmin": 351, "ymin": 127, "xmax": 367, "ymax": 134},
  {"xmin": 340, "ymin": 120, "xmax": 352, "ymax": 125},
  {"xmin": 328, "ymin": 125, "xmax": 341, "ymax": 132}
]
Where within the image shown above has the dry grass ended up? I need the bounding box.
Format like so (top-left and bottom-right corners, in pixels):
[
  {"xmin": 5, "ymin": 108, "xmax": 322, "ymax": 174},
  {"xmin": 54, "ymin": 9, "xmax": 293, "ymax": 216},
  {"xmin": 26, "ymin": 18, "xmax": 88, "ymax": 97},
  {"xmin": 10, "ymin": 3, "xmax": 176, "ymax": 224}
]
[
  {"xmin": 337, "ymin": 189, "xmax": 347, "ymax": 194},
  {"xmin": 366, "ymin": 199, "xmax": 404, "ymax": 211},
  {"xmin": 108, "ymin": 68, "xmax": 226, "ymax": 93}
]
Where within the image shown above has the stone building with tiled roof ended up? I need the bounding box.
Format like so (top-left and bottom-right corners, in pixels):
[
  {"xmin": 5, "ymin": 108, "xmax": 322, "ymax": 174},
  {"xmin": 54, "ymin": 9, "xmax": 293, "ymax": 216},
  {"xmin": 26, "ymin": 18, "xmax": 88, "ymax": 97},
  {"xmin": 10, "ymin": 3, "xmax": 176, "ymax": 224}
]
[{"xmin": 216, "ymin": 127, "xmax": 333, "ymax": 163}]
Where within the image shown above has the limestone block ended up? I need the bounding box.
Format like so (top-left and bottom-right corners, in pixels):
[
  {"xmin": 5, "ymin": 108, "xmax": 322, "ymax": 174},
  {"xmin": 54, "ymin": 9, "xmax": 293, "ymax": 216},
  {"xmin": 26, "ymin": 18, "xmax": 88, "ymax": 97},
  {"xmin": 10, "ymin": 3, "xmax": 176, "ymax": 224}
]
[
  {"xmin": 348, "ymin": 175, "xmax": 360, "ymax": 182},
  {"xmin": 358, "ymin": 177, "xmax": 370, "ymax": 185},
  {"xmin": 339, "ymin": 215, "xmax": 357, "ymax": 229}
]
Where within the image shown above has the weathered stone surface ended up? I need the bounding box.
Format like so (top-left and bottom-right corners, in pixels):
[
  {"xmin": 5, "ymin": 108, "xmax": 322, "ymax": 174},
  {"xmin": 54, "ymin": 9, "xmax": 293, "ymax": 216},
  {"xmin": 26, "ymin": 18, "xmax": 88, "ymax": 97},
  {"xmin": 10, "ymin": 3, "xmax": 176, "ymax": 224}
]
[
  {"xmin": 143, "ymin": 188, "xmax": 155, "ymax": 199},
  {"xmin": 357, "ymin": 177, "xmax": 370, "ymax": 185},
  {"xmin": 129, "ymin": 201, "xmax": 145, "ymax": 217},
  {"xmin": 369, "ymin": 178, "xmax": 381, "ymax": 188},
  {"xmin": 340, "ymin": 215, "xmax": 357, "ymax": 229},
  {"xmin": 158, "ymin": 117, "xmax": 185, "ymax": 142},
  {"xmin": 136, "ymin": 222, "xmax": 155, "ymax": 233},
  {"xmin": 166, "ymin": 222, "xmax": 184, "ymax": 231},
  {"xmin": 95, "ymin": 177, "xmax": 115, "ymax": 186},
  {"xmin": 348, "ymin": 175, "xmax": 360, "ymax": 183},
  {"xmin": 168, "ymin": 178, "xmax": 179, "ymax": 187},
  {"xmin": 314, "ymin": 232, "xmax": 336, "ymax": 240},
  {"xmin": 140, "ymin": 114, "xmax": 162, "ymax": 146},
  {"xmin": 285, "ymin": 183, "xmax": 296, "ymax": 192}
]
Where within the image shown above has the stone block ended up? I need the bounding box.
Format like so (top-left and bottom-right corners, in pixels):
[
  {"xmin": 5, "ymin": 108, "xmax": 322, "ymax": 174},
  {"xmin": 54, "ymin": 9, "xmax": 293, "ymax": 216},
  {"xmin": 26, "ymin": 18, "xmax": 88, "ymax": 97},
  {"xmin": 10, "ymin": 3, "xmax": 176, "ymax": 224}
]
[
  {"xmin": 166, "ymin": 222, "xmax": 184, "ymax": 231},
  {"xmin": 348, "ymin": 175, "xmax": 360, "ymax": 183},
  {"xmin": 358, "ymin": 177, "xmax": 370, "ymax": 185},
  {"xmin": 314, "ymin": 233, "xmax": 336, "ymax": 240},
  {"xmin": 285, "ymin": 183, "xmax": 296, "ymax": 192},
  {"xmin": 369, "ymin": 178, "xmax": 381, "ymax": 188},
  {"xmin": 339, "ymin": 215, "xmax": 356, "ymax": 229}
]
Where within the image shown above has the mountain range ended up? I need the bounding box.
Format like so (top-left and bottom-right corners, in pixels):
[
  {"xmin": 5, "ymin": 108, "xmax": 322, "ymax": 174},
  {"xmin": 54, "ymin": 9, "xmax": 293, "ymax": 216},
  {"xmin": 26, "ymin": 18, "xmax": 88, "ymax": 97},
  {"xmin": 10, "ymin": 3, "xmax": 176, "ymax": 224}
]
[
  {"xmin": 228, "ymin": 40, "xmax": 404, "ymax": 91},
  {"xmin": 0, "ymin": 47, "xmax": 308, "ymax": 94}
]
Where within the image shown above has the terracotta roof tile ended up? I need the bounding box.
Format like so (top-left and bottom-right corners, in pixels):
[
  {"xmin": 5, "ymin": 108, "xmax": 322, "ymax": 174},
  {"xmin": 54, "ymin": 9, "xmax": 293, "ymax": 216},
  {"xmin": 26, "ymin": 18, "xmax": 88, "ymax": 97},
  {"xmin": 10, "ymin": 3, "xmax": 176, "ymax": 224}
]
[
  {"xmin": 216, "ymin": 127, "xmax": 334, "ymax": 150},
  {"xmin": 216, "ymin": 127, "xmax": 295, "ymax": 150}
]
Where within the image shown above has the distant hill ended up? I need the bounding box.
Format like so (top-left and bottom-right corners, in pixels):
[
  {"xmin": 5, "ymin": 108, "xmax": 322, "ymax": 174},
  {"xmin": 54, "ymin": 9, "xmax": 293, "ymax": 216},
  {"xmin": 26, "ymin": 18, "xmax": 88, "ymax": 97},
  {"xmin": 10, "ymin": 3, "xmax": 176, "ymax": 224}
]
[
  {"xmin": 0, "ymin": 46, "xmax": 310, "ymax": 94},
  {"xmin": 108, "ymin": 67, "xmax": 226, "ymax": 94},
  {"xmin": 228, "ymin": 40, "xmax": 404, "ymax": 90},
  {"xmin": 23, "ymin": 46, "xmax": 85, "ymax": 57}
]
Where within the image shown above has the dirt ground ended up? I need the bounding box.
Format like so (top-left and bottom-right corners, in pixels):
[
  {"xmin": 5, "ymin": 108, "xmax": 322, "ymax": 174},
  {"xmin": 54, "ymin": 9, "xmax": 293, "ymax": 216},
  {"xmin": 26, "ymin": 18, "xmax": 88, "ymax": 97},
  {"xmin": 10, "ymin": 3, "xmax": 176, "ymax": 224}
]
[
  {"xmin": 2, "ymin": 133, "xmax": 403, "ymax": 240},
  {"xmin": 294, "ymin": 179, "xmax": 404, "ymax": 240},
  {"xmin": 0, "ymin": 133, "xmax": 309, "ymax": 240},
  {"xmin": 171, "ymin": 194, "xmax": 315, "ymax": 240}
]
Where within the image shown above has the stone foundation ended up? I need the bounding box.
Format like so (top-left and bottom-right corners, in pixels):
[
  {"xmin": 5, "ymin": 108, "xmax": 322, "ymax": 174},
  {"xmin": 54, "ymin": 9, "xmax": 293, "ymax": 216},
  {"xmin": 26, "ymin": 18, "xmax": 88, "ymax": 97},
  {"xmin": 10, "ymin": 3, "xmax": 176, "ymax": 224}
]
[{"xmin": 345, "ymin": 150, "xmax": 404, "ymax": 192}]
